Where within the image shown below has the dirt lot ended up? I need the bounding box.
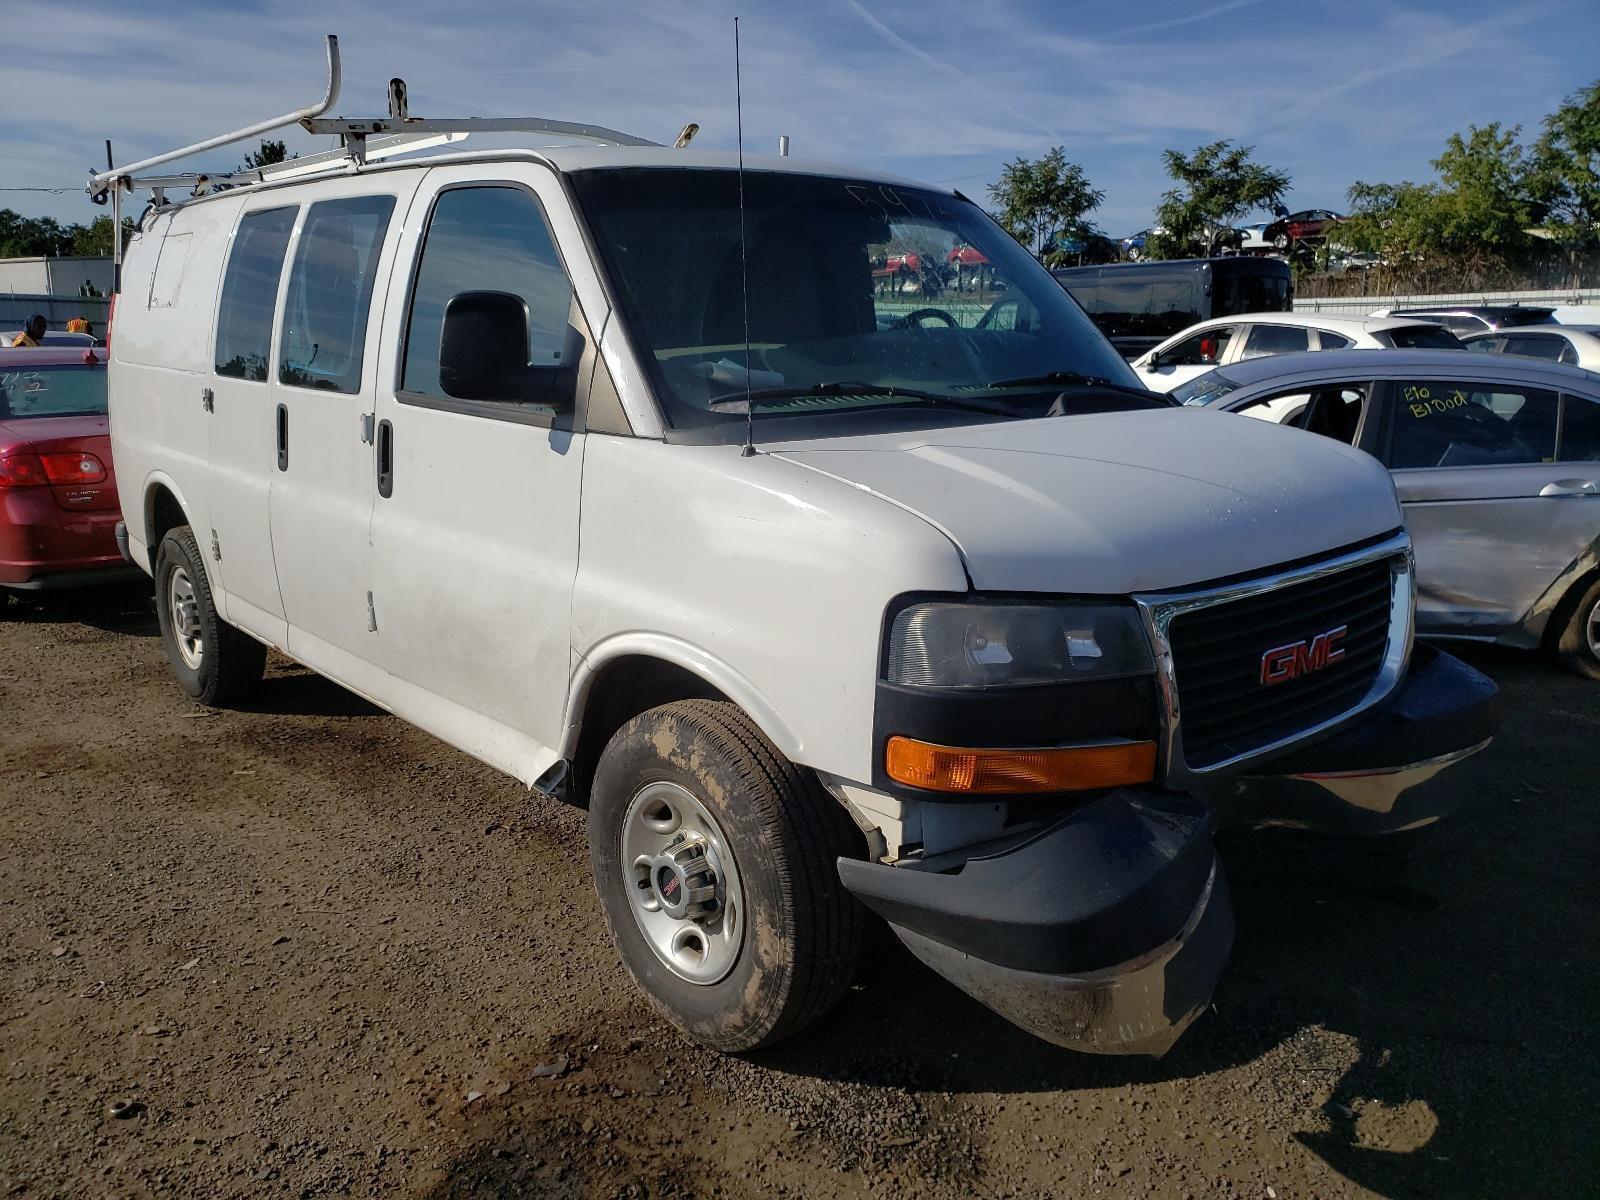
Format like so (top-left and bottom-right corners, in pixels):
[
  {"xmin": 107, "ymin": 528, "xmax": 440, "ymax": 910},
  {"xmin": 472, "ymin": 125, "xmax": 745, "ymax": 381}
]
[{"xmin": 1, "ymin": 587, "xmax": 1596, "ymax": 1199}]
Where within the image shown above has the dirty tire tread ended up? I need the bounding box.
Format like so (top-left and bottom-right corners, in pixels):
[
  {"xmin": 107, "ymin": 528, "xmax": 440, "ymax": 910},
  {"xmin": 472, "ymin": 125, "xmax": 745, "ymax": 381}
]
[
  {"xmin": 591, "ymin": 699, "xmax": 864, "ymax": 1052},
  {"xmin": 155, "ymin": 526, "xmax": 267, "ymax": 706},
  {"xmin": 1554, "ymin": 574, "xmax": 1600, "ymax": 681},
  {"xmin": 677, "ymin": 699, "xmax": 864, "ymax": 1045}
]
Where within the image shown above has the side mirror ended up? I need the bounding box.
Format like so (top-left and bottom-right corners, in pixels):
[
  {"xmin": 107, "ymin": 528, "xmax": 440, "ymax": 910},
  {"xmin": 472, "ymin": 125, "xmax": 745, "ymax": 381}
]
[
  {"xmin": 439, "ymin": 290, "xmax": 575, "ymax": 409},
  {"xmin": 1143, "ymin": 353, "xmax": 1165, "ymax": 371}
]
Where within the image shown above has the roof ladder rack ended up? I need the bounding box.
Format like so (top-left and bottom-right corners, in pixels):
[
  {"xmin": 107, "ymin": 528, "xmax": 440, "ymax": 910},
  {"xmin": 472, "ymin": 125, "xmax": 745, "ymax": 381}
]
[{"xmin": 87, "ymin": 34, "xmax": 675, "ymax": 291}]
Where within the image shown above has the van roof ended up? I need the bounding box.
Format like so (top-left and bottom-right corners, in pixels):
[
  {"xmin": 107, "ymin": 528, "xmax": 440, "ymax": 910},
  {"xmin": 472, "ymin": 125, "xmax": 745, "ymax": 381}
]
[{"xmin": 140, "ymin": 145, "xmax": 937, "ymax": 217}]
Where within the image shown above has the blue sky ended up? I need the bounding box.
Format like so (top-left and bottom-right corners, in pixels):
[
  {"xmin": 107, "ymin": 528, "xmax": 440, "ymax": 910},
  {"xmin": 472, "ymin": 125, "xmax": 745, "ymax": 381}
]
[{"xmin": 4, "ymin": 0, "xmax": 1596, "ymax": 236}]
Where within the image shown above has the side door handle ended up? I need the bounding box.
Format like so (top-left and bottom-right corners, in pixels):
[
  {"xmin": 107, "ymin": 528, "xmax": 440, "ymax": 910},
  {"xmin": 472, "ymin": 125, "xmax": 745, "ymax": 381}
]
[
  {"xmin": 376, "ymin": 419, "xmax": 394, "ymax": 498},
  {"xmin": 276, "ymin": 403, "xmax": 288, "ymax": 472},
  {"xmin": 1539, "ymin": 479, "xmax": 1598, "ymax": 498}
]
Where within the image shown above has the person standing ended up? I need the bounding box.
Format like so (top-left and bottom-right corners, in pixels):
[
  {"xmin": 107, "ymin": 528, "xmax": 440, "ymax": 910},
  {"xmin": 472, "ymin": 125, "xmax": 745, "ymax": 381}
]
[{"xmin": 10, "ymin": 314, "xmax": 47, "ymax": 347}]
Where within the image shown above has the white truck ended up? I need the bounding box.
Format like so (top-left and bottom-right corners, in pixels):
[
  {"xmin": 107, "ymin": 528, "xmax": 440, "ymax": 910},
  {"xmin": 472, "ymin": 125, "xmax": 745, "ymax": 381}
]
[{"xmin": 96, "ymin": 39, "xmax": 1498, "ymax": 1057}]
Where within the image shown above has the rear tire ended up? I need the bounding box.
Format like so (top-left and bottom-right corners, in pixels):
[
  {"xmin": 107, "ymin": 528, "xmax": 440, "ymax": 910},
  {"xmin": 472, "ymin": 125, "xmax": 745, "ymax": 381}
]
[
  {"xmin": 154, "ymin": 526, "xmax": 266, "ymax": 705},
  {"xmin": 588, "ymin": 699, "xmax": 865, "ymax": 1052},
  {"xmin": 1555, "ymin": 575, "xmax": 1600, "ymax": 680}
]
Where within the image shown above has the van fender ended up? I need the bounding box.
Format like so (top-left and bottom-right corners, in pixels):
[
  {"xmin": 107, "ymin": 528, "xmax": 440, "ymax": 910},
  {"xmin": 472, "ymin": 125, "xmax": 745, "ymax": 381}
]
[
  {"xmin": 562, "ymin": 632, "xmax": 803, "ymax": 764},
  {"xmin": 136, "ymin": 468, "xmax": 199, "ymax": 567}
]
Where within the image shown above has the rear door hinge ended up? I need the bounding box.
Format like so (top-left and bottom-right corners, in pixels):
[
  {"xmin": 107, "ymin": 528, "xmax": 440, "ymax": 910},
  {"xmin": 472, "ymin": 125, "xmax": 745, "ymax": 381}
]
[
  {"xmin": 201, "ymin": 386, "xmax": 214, "ymax": 413},
  {"xmin": 209, "ymin": 530, "xmax": 222, "ymax": 561}
]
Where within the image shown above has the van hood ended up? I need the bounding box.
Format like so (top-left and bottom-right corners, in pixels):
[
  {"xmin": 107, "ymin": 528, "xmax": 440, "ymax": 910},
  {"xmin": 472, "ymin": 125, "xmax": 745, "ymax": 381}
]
[{"xmin": 769, "ymin": 408, "xmax": 1401, "ymax": 594}]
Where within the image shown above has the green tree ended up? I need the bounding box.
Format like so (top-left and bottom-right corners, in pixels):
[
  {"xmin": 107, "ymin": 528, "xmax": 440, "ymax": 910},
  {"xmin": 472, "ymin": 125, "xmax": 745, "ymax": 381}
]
[
  {"xmin": 1431, "ymin": 124, "xmax": 1534, "ymax": 249},
  {"xmin": 236, "ymin": 138, "xmax": 294, "ymax": 173},
  {"xmin": 0, "ymin": 210, "xmax": 73, "ymax": 258},
  {"xmin": 1528, "ymin": 79, "xmax": 1600, "ymax": 247},
  {"xmin": 987, "ymin": 147, "xmax": 1105, "ymax": 267},
  {"xmin": 1146, "ymin": 140, "xmax": 1289, "ymax": 259},
  {"xmin": 70, "ymin": 215, "xmax": 134, "ymax": 258},
  {"xmin": 1339, "ymin": 123, "xmax": 1537, "ymax": 285}
]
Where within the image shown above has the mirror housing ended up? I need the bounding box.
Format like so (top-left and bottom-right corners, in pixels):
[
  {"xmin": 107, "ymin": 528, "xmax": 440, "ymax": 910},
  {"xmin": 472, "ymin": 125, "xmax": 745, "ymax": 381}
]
[{"xmin": 439, "ymin": 290, "xmax": 575, "ymax": 409}]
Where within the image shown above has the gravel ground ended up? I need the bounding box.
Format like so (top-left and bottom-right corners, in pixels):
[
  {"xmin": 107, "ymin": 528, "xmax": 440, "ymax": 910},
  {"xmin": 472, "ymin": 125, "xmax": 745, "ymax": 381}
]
[{"xmin": 1, "ymin": 586, "xmax": 1596, "ymax": 1199}]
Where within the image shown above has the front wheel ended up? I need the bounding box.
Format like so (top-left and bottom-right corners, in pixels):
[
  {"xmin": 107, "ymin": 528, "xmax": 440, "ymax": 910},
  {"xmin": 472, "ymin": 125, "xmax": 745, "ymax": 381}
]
[
  {"xmin": 1555, "ymin": 574, "xmax": 1600, "ymax": 680},
  {"xmin": 154, "ymin": 526, "xmax": 266, "ymax": 705},
  {"xmin": 588, "ymin": 700, "xmax": 864, "ymax": 1052}
]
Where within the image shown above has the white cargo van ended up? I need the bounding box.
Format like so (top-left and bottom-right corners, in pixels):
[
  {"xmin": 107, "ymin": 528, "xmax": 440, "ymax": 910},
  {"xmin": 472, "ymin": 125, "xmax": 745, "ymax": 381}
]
[{"xmin": 97, "ymin": 49, "xmax": 1498, "ymax": 1056}]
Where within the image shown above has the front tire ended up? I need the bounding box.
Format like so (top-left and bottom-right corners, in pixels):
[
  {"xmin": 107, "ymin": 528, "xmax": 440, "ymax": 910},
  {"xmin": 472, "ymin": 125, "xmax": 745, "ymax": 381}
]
[
  {"xmin": 588, "ymin": 700, "xmax": 865, "ymax": 1052},
  {"xmin": 1555, "ymin": 574, "xmax": 1600, "ymax": 680},
  {"xmin": 154, "ymin": 526, "xmax": 266, "ymax": 705}
]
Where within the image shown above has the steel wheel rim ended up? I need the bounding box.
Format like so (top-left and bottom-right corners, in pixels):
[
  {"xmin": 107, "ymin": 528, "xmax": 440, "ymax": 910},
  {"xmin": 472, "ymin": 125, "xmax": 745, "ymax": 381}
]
[
  {"xmin": 620, "ymin": 781, "xmax": 745, "ymax": 985},
  {"xmin": 168, "ymin": 566, "xmax": 204, "ymax": 671}
]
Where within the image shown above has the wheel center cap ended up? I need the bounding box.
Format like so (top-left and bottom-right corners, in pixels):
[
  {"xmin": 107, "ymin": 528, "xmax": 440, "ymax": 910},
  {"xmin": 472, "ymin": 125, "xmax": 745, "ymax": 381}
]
[
  {"xmin": 648, "ymin": 837, "xmax": 719, "ymax": 921},
  {"xmin": 654, "ymin": 864, "xmax": 687, "ymax": 916}
]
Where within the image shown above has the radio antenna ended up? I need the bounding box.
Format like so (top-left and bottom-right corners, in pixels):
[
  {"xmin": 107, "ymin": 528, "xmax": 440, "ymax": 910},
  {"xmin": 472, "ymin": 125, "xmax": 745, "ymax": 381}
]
[{"xmin": 735, "ymin": 16, "xmax": 757, "ymax": 457}]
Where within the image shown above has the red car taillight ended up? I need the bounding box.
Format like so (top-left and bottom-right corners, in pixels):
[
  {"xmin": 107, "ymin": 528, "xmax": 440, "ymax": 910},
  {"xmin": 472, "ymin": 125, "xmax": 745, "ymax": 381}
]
[
  {"xmin": 0, "ymin": 450, "xmax": 106, "ymax": 488},
  {"xmin": 41, "ymin": 451, "xmax": 108, "ymax": 485},
  {"xmin": 0, "ymin": 450, "xmax": 50, "ymax": 488}
]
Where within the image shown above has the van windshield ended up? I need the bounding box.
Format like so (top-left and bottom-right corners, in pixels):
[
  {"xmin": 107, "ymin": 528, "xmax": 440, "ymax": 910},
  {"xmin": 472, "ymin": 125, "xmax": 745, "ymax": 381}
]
[{"xmin": 569, "ymin": 168, "xmax": 1138, "ymax": 436}]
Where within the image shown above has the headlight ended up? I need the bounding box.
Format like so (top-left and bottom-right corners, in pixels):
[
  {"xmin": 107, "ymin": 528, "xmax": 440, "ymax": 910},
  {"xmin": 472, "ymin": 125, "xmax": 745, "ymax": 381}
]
[{"xmin": 886, "ymin": 601, "xmax": 1153, "ymax": 689}]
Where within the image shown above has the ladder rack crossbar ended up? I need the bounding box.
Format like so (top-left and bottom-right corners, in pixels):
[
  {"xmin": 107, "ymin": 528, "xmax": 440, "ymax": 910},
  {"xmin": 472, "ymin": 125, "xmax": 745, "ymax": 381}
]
[
  {"xmin": 87, "ymin": 35, "xmax": 661, "ymax": 200},
  {"xmin": 88, "ymin": 35, "xmax": 343, "ymax": 193},
  {"xmin": 303, "ymin": 116, "xmax": 658, "ymax": 146}
]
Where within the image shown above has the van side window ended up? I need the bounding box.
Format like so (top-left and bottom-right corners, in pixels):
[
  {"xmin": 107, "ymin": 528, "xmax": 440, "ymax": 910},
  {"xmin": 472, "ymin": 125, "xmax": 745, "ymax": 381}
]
[
  {"xmin": 215, "ymin": 207, "xmax": 296, "ymax": 381},
  {"xmin": 278, "ymin": 195, "xmax": 396, "ymax": 394},
  {"xmin": 401, "ymin": 186, "xmax": 573, "ymax": 403}
]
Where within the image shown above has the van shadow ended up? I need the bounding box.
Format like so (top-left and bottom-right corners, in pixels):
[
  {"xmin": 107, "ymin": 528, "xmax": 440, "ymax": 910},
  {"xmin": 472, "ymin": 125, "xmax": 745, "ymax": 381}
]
[
  {"xmin": 3, "ymin": 580, "xmax": 158, "ymax": 636},
  {"xmin": 236, "ymin": 659, "xmax": 385, "ymax": 719},
  {"xmin": 739, "ymin": 648, "xmax": 1599, "ymax": 1198}
]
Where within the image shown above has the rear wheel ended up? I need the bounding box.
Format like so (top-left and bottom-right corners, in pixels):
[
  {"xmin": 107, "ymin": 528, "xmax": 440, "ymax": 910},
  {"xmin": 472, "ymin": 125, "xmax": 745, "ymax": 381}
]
[
  {"xmin": 588, "ymin": 699, "xmax": 864, "ymax": 1052},
  {"xmin": 1555, "ymin": 575, "xmax": 1600, "ymax": 680},
  {"xmin": 154, "ymin": 526, "xmax": 266, "ymax": 705}
]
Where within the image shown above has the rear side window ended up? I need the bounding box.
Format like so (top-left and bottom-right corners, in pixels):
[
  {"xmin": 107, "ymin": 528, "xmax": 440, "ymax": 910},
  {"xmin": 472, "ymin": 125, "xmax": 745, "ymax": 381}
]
[
  {"xmin": 278, "ymin": 196, "xmax": 396, "ymax": 394},
  {"xmin": 1386, "ymin": 379, "xmax": 1559, "ymax": 469},
  {"xmin": 1317, "ymin": 330, "xmax": 1353, "ymax": 350},
  {"xmin": 1561, "ymin": 394, "xmax": 1600, "ymax": 461},
  {"xmin": 1500, "ymin": 333, "xmax": 1564, "ymax": 361},
  {"xmin": 401, "ymin": 186, "xmax": 573, "ymax": 403},
  {"xmin": 1239, "ymin": 324, "xmax": 1310, "ymax": 358},
  {"xmin": 1385, "ymin": 325, "xmax": 1463, "ymax": 350},
  {"xmin": 214, "ymin": 207, "xmax": 296, "ymax": 381}
]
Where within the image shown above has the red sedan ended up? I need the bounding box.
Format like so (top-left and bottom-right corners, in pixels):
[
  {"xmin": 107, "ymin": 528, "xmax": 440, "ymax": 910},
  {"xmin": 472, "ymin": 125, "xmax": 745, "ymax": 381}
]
[{"xmin": 0, "ymin": 347, "xmax": 135, "ymax": 595}]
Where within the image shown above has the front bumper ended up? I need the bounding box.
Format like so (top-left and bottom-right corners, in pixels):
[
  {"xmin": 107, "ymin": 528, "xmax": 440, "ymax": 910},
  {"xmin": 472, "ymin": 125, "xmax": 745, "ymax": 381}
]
[
  {"xmin": 1215, "ymin": 645, "xmax": 1499, "ymax": 837},
  {"xmin": 838, "ymin": 790, "xmax": 1232, "ymax": 1056},
  {"xmin": 836, "ymin": 649, "xmax": 1497, "ymax": 1057}
]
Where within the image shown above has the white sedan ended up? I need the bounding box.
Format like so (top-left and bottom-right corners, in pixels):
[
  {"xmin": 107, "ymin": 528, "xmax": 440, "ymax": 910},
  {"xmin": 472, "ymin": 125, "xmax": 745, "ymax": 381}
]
[
  {"xmin": 1131, "ymin": 312, "xmax": 1464, "ymax": 392},
  {"xmin": 1463, "ymin": 324, "xmax": 1600, "ymax": 370}
]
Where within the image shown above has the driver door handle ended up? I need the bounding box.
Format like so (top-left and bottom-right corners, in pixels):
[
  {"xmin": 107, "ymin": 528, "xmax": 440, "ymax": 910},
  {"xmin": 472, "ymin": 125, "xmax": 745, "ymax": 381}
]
[{"xmin": 1540, "ymin": 479, "xmax": 1598, "ymax": 498}]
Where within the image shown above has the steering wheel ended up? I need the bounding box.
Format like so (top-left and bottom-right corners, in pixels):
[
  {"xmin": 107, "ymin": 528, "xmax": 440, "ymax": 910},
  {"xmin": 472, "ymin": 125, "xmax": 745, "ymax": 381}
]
[{"xmin": 898, "ymin": 307, "xmax": 959, "ymax": 330}]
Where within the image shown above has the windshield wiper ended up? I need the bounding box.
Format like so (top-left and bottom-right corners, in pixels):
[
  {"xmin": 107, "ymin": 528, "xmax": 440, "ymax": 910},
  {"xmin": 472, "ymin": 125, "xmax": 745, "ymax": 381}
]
[
  {"xmin": 707, "ymin": 380, "xmax": 1019, "ymax": 417},
  {"xmin": 984, "ymin": 371, "xmax": 1166, "ymax": 403}
]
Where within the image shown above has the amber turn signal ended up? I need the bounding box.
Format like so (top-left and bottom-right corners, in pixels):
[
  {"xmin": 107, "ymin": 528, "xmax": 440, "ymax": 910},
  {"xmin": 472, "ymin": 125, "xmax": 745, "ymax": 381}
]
[{"xmin": 884, "ymin": 736, "xmax": 1157, "ymax": 794}]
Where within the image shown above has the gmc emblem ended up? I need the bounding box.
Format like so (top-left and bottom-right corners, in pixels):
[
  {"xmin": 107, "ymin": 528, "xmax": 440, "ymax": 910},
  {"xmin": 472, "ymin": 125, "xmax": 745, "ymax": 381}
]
[{"xmin": 1259, "ymin": 625, "xmax": 1347, "ymax": 686}]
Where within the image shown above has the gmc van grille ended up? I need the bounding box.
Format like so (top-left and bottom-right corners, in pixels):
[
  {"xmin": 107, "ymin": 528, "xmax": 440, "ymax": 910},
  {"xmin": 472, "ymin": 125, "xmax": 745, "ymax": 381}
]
[{"xmin": 1168, "ymin": 558, "xmax": 1396, "ymax": 770}]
